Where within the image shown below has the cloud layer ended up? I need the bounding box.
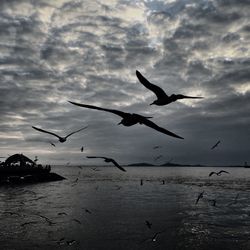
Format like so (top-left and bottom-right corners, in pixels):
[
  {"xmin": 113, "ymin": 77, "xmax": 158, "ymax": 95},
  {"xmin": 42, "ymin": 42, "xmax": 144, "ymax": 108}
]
[{"xmin": 0, "ymin": 0, "xmax": 249, "ymax": 165}]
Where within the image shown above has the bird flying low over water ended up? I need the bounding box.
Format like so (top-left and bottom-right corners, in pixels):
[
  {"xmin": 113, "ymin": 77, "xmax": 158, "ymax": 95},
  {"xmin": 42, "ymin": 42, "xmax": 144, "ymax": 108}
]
[
  {"xmin": 87, "ymin": 156, "xmax": 126, "ymax": 172},
  {"xmin": 68, "ymin": 101, "xmax": 183, "ymax": 139},
  {"xmin": 211, "ymin": 140, "xmax": 221, "ymax": 150},
  {"xmin": 209, "ymin": 170, "xmax": 229, "ymax": 177},
  {"xmin": 136, "ymin": 70, "xmax": 203, "ymax": 106},
  {"xmin": 195, "ymin": 191, "xmax": 204, "ymax": 205},
  {"xmin": 32, "ymin": 126, "xmax": 88, "ymax": 143}
]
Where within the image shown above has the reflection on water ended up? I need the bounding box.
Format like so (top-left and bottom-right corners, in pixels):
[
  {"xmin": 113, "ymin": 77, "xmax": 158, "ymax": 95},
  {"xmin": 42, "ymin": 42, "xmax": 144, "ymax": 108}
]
[{"xmin": 0, "ymin": 166, "xmax": 250, "ymax": 250}]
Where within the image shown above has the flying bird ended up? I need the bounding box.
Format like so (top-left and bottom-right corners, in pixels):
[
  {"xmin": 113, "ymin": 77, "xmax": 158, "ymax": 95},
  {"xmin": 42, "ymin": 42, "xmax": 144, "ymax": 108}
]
[
  {"xmin": 68, "ymin": 101, "xmax": 183, "ymax": 139},
  {"xmin": 136, "ymin": 70, "xmax": 203, "ymax": 106},
  {"xmin": 81, "ymin": 146, "xmax": 84, "ymax": 152},
  {"xmin": 154, "ymin": 155, "xmax": 163, "ymax": 161},
  {"xmin": 49, "ymin": 142, "xmax": 56, "ymax": 147},
  {"xmin": 145, "ymin": 220, "xmax": 152, "ymax": 229},
  {"xmin": 195, "ymin": 191, "xmax": 204, "ymax": 205},
  {"xmin": 140, "ymin": 231, "xmax": 166, "ymax": 243},
  {"xmin": 211, "ymin": 140, "xmax": 221, "ymax": 150},
  {"xmin": 87, "ymin": 156, "xmax": 126, "ymax": 172},
  {"xmin": 153, "ymin": 146, "xmax": 161, "ymax": 149},
  {"xmin": 32, "ymin": 125, "xmax": 88, "ymax": 143},
  {"xmin": 209, "ymin": 170, "xmax": 229, "ymax": 177}
]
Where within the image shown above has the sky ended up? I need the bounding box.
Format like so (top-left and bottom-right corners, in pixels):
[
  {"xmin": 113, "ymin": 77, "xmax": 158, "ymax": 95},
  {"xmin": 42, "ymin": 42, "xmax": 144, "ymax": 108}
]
[{"xmin": 0, "ymin": 0, "xmax": 249, "ymax": 166}]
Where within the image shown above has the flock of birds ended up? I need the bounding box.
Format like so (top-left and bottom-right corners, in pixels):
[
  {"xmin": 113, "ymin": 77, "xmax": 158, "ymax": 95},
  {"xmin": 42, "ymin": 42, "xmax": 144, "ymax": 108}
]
[{"xmin": 26, "ymin": 70, "xmax": 234, "ymax": 245}]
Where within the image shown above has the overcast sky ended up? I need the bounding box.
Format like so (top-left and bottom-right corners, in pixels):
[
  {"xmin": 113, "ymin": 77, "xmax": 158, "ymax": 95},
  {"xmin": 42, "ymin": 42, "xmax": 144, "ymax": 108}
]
[{"xmin": 0, "ymin": 0, "xmax": 249, "ymax": 166}]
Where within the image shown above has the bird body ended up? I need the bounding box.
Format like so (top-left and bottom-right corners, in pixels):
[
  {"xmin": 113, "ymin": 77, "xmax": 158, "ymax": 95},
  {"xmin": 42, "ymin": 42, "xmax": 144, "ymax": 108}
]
[
  {"xmin": 69, "ymin": 101, "xmax": 183, "ymax": 139},
  {"xmin": 136, "ymin": 70, "xmax": 203, "ymax": 106},
  {"xmin": 145, "ymin": 220, "xmax": 152, "ymax": 229},
  {"xmin": 32, "ymin": 126, "xmax": 88, "ymax": 143}
]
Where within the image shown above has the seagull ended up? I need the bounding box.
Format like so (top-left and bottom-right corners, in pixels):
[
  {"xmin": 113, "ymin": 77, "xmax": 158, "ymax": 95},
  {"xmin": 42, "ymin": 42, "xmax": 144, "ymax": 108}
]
[
  {"xmin": 58, "ymin": 212, "xmax": 68, "ymax": 216},
  {"xmin": 140, "ymin": 231, "xmax": 166, "ymax": 243},
  {"xmin": 136, "ymin": 70, "xmax": 203, "ymax": 106},
  {"xmin": 209, "ymin": 170, "xmax": 229, "ymax": 177},
  {"xmin": 140, "ymin": 179, "xmax": 143, "ymax": 186},
  {"xmin": 154, "ymin": 155, "xmax": 163, "ymax": 161},
  {"xmin": 73, "ymin": 219, "xmax": 81, "ymax": 224},
  {"xmin": 153, "ymin": 146, "xmax": 161, "ymax": 149},
  {"xmin": 32, "ymin": 125, "xmax": 88, "ymax": 143},
  {"xmin": 87, "ymin": 156, "xmax": 126, "ymax": 172},
  {"xmin": 211, "ymin": 140, "xmax": 221, "ymax": 150},
  {"xmin": 145, "ymin": 220, "xmax": 152, "ymax": 229},
  {"xmin": 68, "ymin": 101, "xmax": 183, "ymax": 139},
  {"xmin": 195, "ymin": 191, "xmax": 204, "ymax": 205},
  {"xmin": 49, "ymin": 142, "xmax": 56, "ymax": 147},
  {"xmin": 66, "ymin": 240, "xmax": 76, "ymax": 246},
  {"xmin": 81, "ymin": 146, "xmax": 84, "ymax": 152},
  {"xmin": 83, "ymin": 208, "xmax": 92, "ymax": 214}
]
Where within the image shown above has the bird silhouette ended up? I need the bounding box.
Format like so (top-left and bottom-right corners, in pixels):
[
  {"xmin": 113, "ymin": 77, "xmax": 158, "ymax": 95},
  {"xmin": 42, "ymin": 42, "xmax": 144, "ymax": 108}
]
[
  {"xmin": 32, "ymin": 126, "xmax": 88, "ymax": 143},
  {"xmin": 136, "ymin": 70, "xmax": 203, "ymax": 106},
  {"xmin": 145, "ymin": 220, "xmax": 152, "ymax": 229},
  {"xmin": 140, "ymin": 230, "xmax": 166, "ymax": 243},
  {"xmin": 49, "ymin": 142, "xmax": 56, "ymax": 147},
  {"xmin": 211, "ymin": 140, "xmax": 221, "ymax": 150},
  {"xmin": 209, "ymin": 170, "xmax": 229, "ymax": 177},
  {"xmin": 154, "ymin": 155, "xmax": 163, "ymax": 161},
  {"xmin": 195, "ymin": 191, "xmax": 204, "ymax": 204},
  {"xmin": 87, "ymin": 156, "xmax": 126, "ymax": 172},
  {"xmin": 68, "ymin": 101, "xmax": 183, "ymax": 139},
  {"xmin": 153, "ymin": 145, "xmax": 161, "ymax": 149},
  {"xmin": 81, "ymin": 146, "xmax": 84, "ymax": 152}
]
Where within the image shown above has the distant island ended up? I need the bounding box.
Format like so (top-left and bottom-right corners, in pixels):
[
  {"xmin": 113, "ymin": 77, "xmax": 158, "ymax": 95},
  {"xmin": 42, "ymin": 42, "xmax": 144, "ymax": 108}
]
[{"xmin": 126, "ymin": 162, "xmax": 204, "ymax": 167}]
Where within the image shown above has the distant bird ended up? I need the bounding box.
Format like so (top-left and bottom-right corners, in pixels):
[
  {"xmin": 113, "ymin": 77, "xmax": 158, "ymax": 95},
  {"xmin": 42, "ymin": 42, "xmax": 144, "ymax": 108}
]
[
  {"xmin": 154, "ymin": 155, "xmax": 163, "ymax": 161},
  {"xmin": 153, "ymin": 146, "xmax": 161, "ymax": 149},
  {"xmin": 140, "ymin": 231, "xmax": 166, "ymax": 243},
  {"xmin": 145, "ymin": 220, "xmax": 152, "ymax": 229},
  {"xmin": 136, "ymin": 70, "xmax": 203, "ymax": 106},
  {"xmin": 58, "ymin": 212, "xmax": 68, "ymax": 216},
  {"xmin": 32, "ymin": 125, "xmax": 88, "ymax": 143},
  {"xmin": 87, "ymin": 156, "xmax": 126, "ymax": 172},
  {"xmin": 140, "ymin": 179, "xmax": 143, "ymax": 186},
  {"xmin": 49, "ymin": 142, "xmax": 56, "ymax": 147},
  {"xmin": 66, "ymin": 240, "xmax": 76, "ymax": 246},
  {"xmin": 68, "ymin": 102, "xmax": 183, "ymax": 139},
  {"xmin": 209, "ymin": 170, "xmax": 229, "ymax": 177},
  {"xmin": 211, "ymin": 140, "xmax": 221, "ymax": 150},
  {"xmin": 91, "ymin": 167, "xmax": 101, "ymax": 171},
  {"xmin": 195, "ymin": 191, "xmax": 204, "ymax": 205},
  {"xmin": 161, "ymin": 180, "xmax": 165, "ymax": 185},
  {"xmin": 73, "ymin": 219, "xmax": 81, "ymax": 224},
  {"xmin": 81, "ymin": 146, "xmax": 84, "ymax": 152},
  {"xmin": 83, "ymin": 208, "xmax": 92, "ymax": 214}
]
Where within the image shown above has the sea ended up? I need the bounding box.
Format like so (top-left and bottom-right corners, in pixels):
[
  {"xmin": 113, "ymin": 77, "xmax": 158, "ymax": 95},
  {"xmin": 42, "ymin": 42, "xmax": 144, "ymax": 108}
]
[{"xmin": 0, "ymin": 166, "xmax": 250, "ymax": 250}]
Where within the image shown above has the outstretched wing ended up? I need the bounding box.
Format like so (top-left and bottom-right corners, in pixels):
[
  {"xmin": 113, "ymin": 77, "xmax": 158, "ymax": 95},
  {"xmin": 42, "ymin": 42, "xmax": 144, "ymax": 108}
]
[
  {"xmin": 139, "ymin": 118, "xmax": 184, "ymax": 139},
  {"xmin": 218, "ymin": 170, "xmax": 229, "ymax": 175},
  {"xmin": 175, "ymin": 94, "xmax": 204, "ymax": 100},
  {"xmin": 65, "ymin": 126, "xmax": 88, "ymax": 139},
  {"xmin": 211, "ymin": 140, "xmax": 220, "ymax": 149},
  {"xmin": 209, "ymin": 171, "xmax": 216, "ymax": 177},
  {"xmin": 86, "ymin": 156, "xmax": 106, "ymax": 160},
  {"xmin": 32, "ymin": 126, "xmax": 61, "ymax": 140},
  {"xmin": 68, "ymin": 101, "xmax": 127, "ymax": 118},
  {"xmin": 136, "ymin": 70, "xmax": 168, "ymax": 99},
  {"xmin": 110, "ymin": 159, "xmax": 126, "ymax": 172}
]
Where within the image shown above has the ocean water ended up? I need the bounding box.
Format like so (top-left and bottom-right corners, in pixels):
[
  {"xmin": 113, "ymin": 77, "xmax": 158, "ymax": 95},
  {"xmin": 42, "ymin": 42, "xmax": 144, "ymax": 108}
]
[{"xmin": 0, "ymin": 166, "xmax": 250, "ymax": 250}]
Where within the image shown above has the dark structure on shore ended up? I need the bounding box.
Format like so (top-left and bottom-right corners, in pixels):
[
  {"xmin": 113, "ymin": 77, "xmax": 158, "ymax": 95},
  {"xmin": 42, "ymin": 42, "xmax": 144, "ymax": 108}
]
[{"xmin": 0, "ymin": 154, "xmax": 65, "ymax": 185}]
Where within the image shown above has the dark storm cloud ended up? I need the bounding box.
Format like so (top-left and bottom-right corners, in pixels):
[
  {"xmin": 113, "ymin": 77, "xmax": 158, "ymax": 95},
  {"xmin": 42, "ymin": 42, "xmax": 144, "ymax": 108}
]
[{"xmin": 0, "ymin": 0, "xmax": 249, "ymax": 165}]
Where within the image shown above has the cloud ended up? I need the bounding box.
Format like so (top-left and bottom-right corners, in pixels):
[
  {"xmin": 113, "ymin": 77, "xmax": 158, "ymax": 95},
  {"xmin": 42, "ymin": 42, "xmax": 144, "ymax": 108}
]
[{"xmin": 0, "ymin": 0, "xmax": 249, "ymax": 165}]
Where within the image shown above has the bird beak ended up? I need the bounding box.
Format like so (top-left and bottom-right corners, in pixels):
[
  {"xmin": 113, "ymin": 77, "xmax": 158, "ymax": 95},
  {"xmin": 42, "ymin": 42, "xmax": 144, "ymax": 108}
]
[
  {"xmin": 150, "ymin": 102, "xmax": 154, "ymax": 105},
  {"xmin": 117, "ymin": 122, "xmax": 122, "ymax": 125}
]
